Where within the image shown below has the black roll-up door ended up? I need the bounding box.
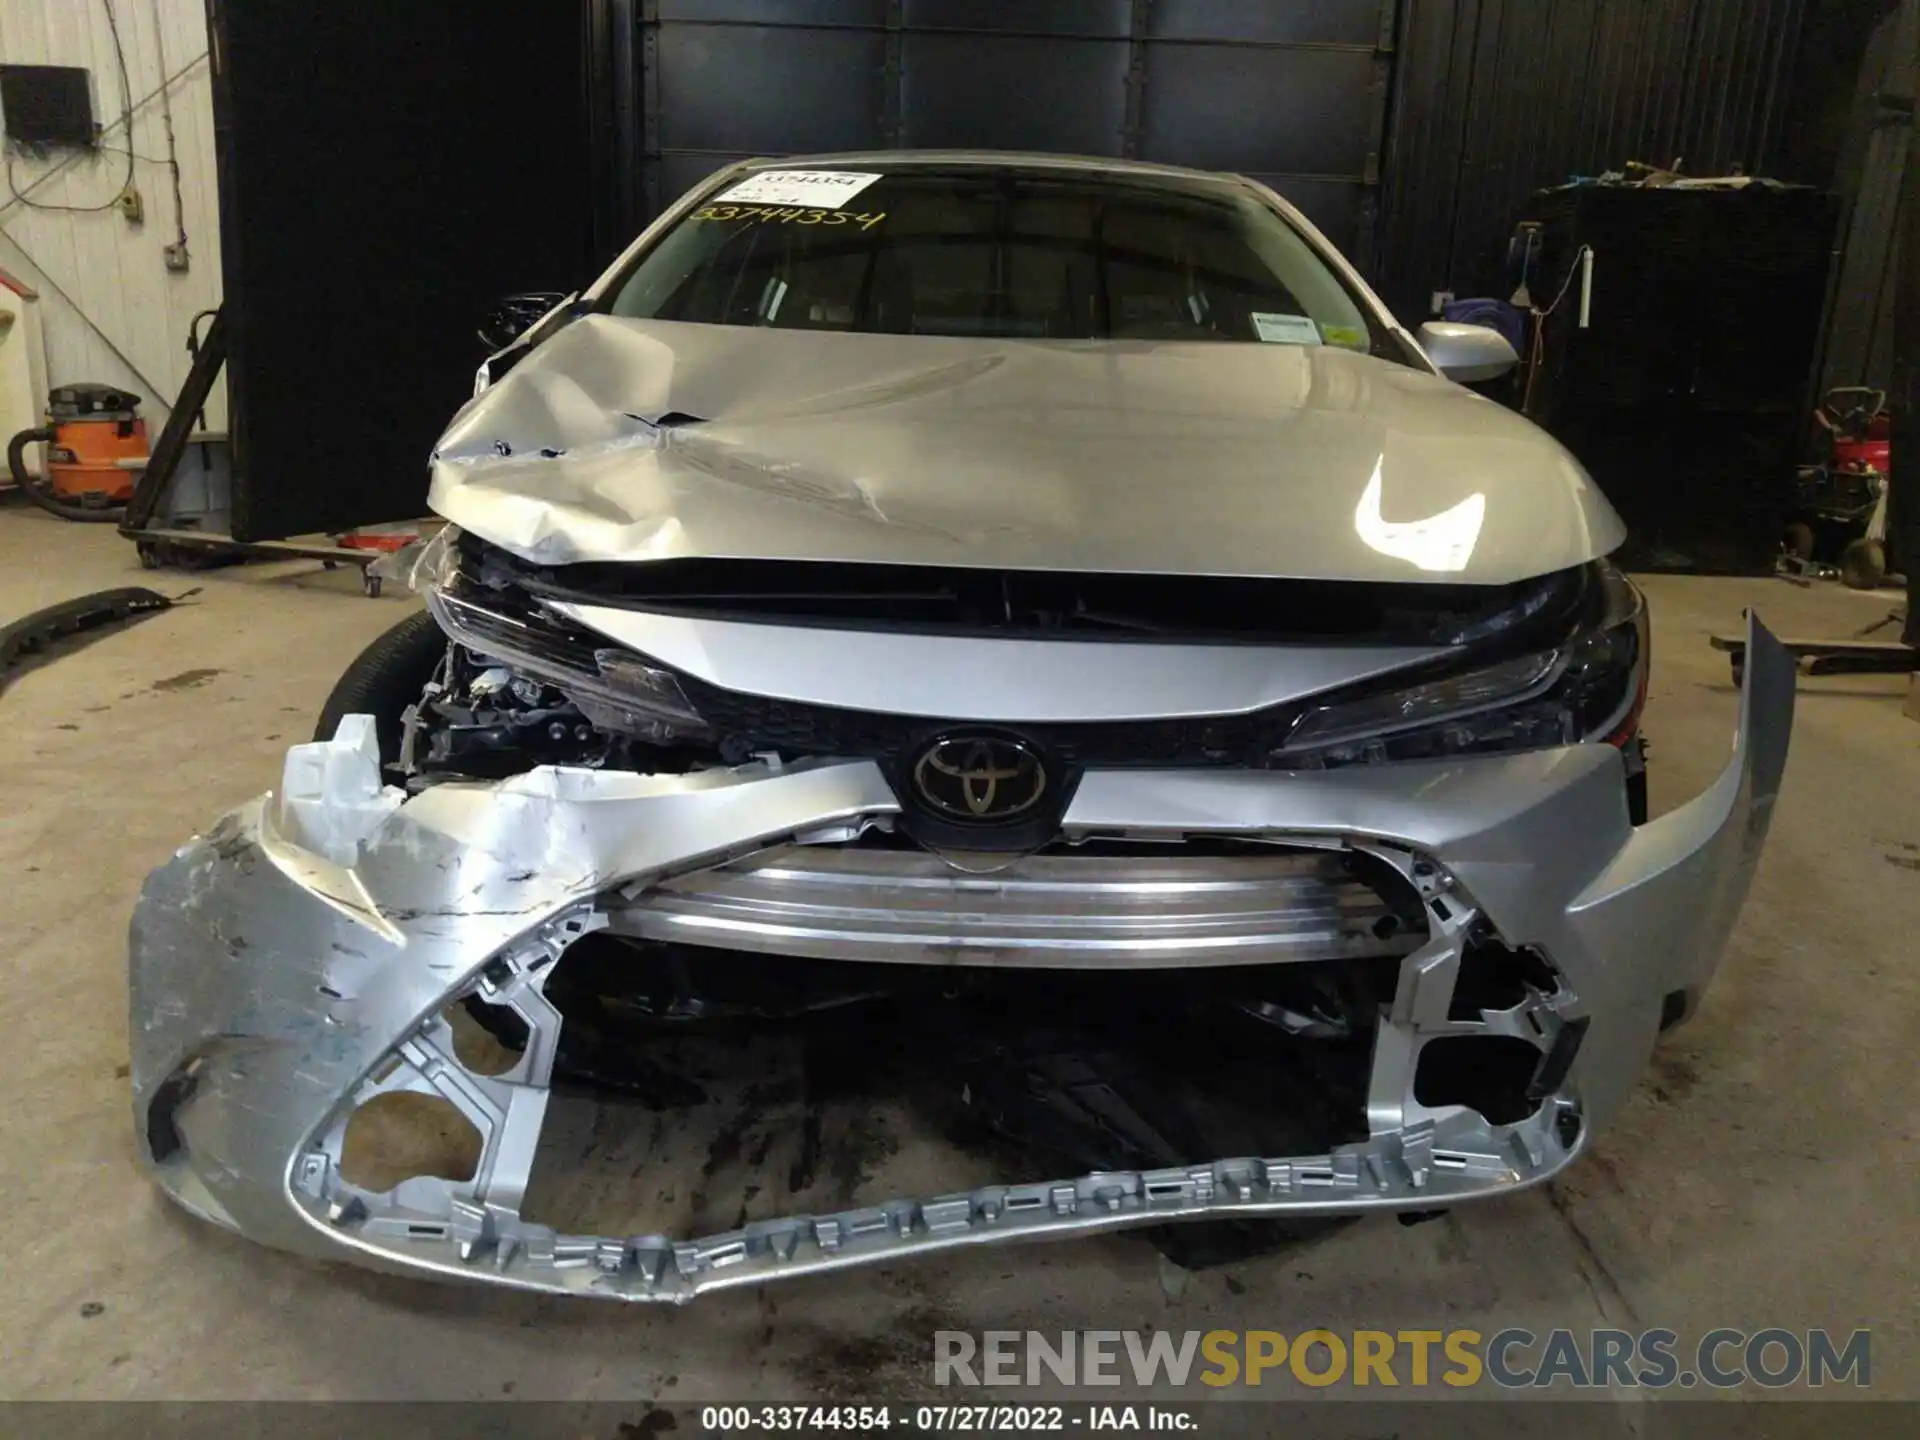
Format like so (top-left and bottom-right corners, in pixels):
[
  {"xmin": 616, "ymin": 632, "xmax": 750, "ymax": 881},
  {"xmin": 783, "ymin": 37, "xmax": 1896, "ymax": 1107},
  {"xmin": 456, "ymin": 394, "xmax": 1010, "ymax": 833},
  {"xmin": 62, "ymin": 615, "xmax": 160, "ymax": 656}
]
[{"xmin": 635, "ymin": 0, "xmax": 1396, "ymax": 266}]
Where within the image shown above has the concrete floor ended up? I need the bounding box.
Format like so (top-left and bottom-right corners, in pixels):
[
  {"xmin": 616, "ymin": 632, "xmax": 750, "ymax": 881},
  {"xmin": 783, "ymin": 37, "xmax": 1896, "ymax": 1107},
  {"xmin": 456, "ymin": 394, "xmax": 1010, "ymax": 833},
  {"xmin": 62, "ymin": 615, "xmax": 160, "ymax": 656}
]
[{"xmin": 2, "ymin": 495, "xmax": 1915, "ymax": 1406}]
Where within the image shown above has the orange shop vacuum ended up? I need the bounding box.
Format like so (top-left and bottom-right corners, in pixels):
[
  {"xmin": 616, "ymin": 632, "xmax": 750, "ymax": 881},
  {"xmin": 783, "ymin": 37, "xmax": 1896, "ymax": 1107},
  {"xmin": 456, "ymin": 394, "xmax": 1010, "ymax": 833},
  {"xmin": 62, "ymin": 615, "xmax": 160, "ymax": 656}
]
[{"xmin": 7, "ymin": 383, "xmax": 148, "ymax": 523}]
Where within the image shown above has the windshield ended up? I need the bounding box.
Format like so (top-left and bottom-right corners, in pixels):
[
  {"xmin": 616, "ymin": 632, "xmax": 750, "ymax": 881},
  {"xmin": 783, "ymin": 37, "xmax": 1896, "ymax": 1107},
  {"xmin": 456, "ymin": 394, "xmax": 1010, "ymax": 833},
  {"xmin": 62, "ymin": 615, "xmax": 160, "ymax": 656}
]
[{"xmin": 605, "ymin": 167, "xmax": 1386, "ymax": 352}]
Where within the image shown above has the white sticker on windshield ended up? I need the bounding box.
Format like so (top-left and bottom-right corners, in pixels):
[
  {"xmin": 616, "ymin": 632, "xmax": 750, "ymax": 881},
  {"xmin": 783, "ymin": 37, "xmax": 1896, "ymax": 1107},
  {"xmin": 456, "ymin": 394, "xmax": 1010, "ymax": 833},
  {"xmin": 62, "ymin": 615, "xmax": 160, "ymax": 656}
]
[
  {"xmin": 1251, "ymin": 312, "xmax": 1322, "ymax": 345},
  {"xmin": 712, "ymin": 169, "xmax": 885, "ymax": 210}
]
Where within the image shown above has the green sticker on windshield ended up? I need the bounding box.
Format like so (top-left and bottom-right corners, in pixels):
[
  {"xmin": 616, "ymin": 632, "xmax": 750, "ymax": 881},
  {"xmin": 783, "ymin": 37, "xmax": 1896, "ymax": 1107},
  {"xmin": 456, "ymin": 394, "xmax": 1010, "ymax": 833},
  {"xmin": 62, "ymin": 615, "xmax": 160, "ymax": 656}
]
[
  {"xmin": 1322, "ymin": 324, "xmax": 1367, "ymax": 350},
  {"xmin": 1251, "ymin": 312, "xmax": 1321, "ymax": 345}
]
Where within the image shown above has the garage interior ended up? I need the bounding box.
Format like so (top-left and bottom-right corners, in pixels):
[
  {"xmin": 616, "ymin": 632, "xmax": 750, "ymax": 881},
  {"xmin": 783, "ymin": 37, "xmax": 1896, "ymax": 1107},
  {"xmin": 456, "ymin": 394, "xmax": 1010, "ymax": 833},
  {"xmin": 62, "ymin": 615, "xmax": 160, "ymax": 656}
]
[{"xmin": 0, "ymin": 0, "xmax": 1915, "ymax": 1415}]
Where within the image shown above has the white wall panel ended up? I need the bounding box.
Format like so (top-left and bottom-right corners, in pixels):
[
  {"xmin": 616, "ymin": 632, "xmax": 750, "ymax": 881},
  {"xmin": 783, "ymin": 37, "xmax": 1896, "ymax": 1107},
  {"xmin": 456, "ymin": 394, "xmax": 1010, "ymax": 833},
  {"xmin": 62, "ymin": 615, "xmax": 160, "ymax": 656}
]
[{"xmin": 0, "ymin": 0, "xmax": 224, "ymax": 428}]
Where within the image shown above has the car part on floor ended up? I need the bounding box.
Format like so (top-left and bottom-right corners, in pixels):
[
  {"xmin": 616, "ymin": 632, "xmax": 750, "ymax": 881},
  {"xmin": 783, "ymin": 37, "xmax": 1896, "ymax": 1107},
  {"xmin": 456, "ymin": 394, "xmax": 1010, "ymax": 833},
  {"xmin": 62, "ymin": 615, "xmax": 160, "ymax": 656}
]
[
  {"xmin": 1712, "ymin": 610, "xmax": 1918, "ymax": 685},
  {"xmin": 0, "ymin": 586, "xmax": 173, "ymax": 695},
  {"xmin": 6, "ymin": 382, "xmax": 147, "ymax": 523}
]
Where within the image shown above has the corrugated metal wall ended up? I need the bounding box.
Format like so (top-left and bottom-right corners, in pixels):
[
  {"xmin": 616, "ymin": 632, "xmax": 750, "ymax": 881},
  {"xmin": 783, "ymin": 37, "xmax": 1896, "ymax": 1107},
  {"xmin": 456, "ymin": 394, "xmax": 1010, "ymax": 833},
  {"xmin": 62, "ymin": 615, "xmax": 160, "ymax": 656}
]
[
  {"xmin": 634, "ymin": 0, "xmax": 1399, "ymax": 263},
  {"xmin": 1378, "ymin": 0, "xmax": 1809, "ymax": 321},
  {"xmin": 0, "ymin": 0, "xmax": 223, "ymax": 427},
  {"xmin": 0, "ymin": 0, "xmax": 1884, "ymax": 437},
  {"xmin": 1819, "ymin": 0, "xmax": 1913, "ymax": 395}
]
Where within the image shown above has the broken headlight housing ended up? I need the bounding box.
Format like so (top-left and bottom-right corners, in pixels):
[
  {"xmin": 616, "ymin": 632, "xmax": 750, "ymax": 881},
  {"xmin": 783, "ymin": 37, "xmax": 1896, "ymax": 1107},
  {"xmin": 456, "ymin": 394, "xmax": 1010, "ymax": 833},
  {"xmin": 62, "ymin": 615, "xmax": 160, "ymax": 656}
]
[
  {"xmin": 1271, "ymin": 564, "xmax": 1647, "ymax": 769},
  {"xmin": 413, "ymin": 525, "xmax": 712, "ymax": 742},
  {"xmin": 401, "ymin": 522, "xmax": 462, "ymax": 596}
]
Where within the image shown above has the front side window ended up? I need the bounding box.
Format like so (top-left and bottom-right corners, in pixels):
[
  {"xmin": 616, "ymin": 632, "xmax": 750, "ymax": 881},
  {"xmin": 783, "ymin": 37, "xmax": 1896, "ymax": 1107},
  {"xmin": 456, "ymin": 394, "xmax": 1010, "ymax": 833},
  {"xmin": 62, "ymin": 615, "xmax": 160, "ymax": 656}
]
[{"xmin": 605, "ymin": 168, "xmax": 1385, "ymax": 354}]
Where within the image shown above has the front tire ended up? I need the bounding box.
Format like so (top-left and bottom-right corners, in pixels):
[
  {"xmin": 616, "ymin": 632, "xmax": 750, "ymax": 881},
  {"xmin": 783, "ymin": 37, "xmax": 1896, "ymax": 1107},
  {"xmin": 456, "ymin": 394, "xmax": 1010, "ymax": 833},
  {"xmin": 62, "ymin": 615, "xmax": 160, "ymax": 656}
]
[
  {"xmin": 316, "ymin": 611, "xmax": 523, "ymax": 1049},
  {"xmin": 313, "ymin": 609, "xmax": 447, "ymax": 765}
]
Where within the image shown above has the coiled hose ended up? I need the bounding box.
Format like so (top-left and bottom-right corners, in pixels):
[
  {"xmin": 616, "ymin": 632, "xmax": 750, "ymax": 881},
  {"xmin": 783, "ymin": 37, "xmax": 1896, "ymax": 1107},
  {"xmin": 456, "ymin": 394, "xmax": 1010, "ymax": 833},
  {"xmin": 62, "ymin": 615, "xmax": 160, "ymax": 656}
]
[{"xmin": 6, "ymin": 425, "xmax": 128, "ymax": 523}]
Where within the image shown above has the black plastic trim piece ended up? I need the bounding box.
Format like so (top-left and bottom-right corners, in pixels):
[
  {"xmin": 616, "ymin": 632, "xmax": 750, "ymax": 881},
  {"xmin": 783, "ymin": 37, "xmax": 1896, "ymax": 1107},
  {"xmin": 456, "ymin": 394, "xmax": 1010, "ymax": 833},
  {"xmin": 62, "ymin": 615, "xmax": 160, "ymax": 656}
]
[
  {"xmin": 0, "ymin": 586, "xmax": 173, "ymax": 696},
  {"xmin": 1526, "ymin": 1015, "xmax": 1591, "ymax": 1104}
]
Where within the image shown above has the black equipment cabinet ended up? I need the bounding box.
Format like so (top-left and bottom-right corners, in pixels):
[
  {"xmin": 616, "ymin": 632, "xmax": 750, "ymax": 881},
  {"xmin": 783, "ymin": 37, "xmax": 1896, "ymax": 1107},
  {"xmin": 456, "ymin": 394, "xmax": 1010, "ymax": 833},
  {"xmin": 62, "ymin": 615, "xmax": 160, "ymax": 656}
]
[
  {"xmin": 204, "ymin": 0, "xmax": 600, "ymax": 542},
  {"xmin": 1520, "ymin": 185, "xmax": 1840, "ymax": 574}
]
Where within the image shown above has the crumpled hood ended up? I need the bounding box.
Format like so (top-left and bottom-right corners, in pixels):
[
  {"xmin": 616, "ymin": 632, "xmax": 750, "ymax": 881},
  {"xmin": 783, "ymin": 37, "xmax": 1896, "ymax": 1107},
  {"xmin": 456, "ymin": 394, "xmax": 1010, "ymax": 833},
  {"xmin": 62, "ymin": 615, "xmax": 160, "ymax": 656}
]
[{"xmin": 428, "ymin": 314, "xmax": 1624, "ymax": 584}]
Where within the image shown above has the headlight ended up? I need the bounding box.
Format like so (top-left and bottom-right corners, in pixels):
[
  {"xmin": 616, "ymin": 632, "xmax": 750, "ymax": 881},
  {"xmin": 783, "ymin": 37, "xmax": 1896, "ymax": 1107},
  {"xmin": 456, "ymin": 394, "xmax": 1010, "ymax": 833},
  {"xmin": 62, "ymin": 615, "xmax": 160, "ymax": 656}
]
[
  {"xmin": 404, "ymin": 523, "xmax": 461, "ymax": 595},
  {"xmin": 586, "ymin": 648, "xmax": 711, "ymax": 738},
  {"xmin": 1271, "ymin": 565, "xmax": 1647, "ymax": 769},
  {"xmin": 418, "ymin": 529, "xmax": 711, "ymax": 742}
]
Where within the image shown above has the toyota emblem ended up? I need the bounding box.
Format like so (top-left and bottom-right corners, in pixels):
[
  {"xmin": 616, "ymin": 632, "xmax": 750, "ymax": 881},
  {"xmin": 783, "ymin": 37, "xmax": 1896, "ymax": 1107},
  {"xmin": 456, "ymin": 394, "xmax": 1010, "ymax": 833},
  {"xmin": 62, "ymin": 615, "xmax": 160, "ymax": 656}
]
[{"xmin": 910, "ymin": 735, "xmax": 1048, "ymax": 822}]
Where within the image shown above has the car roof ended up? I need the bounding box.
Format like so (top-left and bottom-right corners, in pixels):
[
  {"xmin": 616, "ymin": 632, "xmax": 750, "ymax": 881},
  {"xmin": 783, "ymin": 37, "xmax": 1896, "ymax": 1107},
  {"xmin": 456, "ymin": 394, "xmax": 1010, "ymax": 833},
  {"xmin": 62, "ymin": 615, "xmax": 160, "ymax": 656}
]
[{"xmin": 730, "ymin": 150, "xmax": 1248, "ymax": 189}]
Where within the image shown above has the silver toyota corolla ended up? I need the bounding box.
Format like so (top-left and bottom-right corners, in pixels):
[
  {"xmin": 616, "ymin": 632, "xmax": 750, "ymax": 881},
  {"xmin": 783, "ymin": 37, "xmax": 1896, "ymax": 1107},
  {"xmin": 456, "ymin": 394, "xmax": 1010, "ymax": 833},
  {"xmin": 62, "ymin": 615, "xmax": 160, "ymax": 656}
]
[{"xmin": 130, "ymin": 152, "xmax": 1793, "ymax": 1302}]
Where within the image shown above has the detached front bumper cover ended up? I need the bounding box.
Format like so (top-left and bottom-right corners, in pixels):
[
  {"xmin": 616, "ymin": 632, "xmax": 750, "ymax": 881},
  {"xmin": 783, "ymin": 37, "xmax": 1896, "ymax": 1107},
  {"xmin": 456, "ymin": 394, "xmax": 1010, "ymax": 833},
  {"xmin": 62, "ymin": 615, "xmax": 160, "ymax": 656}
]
[{"xmin": 129, "ymin": 617, "xmax": 1793, "ymax": 1302}]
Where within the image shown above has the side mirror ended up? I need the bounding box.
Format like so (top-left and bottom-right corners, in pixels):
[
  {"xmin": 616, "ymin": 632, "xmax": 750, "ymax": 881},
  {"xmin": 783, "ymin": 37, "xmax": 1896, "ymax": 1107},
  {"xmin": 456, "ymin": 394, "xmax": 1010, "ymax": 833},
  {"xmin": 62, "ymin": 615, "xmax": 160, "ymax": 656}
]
[
  {"xmin": 478, "ymin": 291, "xmax": 570, "ymax": 353},
  {"xmin": 1418, "ymin": 321, "xmax": 1520, "ymax": 384}
]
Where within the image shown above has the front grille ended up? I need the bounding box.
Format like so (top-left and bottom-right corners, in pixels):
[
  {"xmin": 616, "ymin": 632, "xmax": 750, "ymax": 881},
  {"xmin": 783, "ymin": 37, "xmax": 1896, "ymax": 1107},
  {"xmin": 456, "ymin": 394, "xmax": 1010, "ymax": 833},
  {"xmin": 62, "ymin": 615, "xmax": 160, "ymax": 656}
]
[
  {"xmin": 445, "ymin": 534, "xmax": 1600, "ymax": 770},
  {"xmin": 429, "ymin": 587, "xmax": 607, "ymax": 692},
  {"xmin": 443, "ymin": 569, "xmax": 1302, "ymax": 766},
  {"xmin": 494, "ymin": 548, "xmax": 1591, "ymax": 647},
  {"xmin": 672, "ymin": 669, "xmax": 1296, "ymax": 767}
]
